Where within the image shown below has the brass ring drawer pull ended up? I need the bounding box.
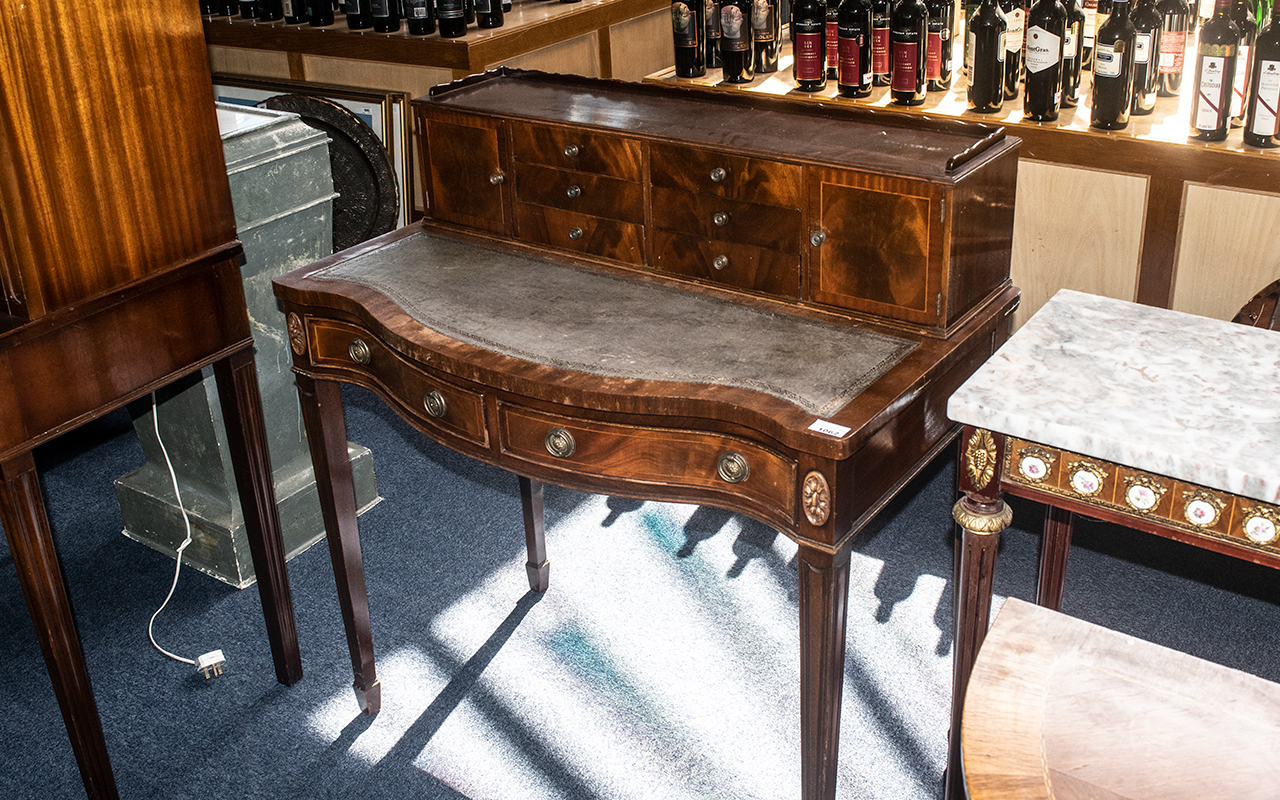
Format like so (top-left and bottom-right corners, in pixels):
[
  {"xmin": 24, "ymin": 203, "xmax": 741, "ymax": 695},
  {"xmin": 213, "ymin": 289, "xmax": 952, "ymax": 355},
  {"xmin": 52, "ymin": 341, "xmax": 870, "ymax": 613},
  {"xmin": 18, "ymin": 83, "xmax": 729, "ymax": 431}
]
[
  {"xmin": 713, "ymin": 255, "xmax": 729, "ymax": 270},
  {"xmin": 709, "ymin": 167, "xmax": 727, "ymax": 183},
  {"xmin": 566, "ymin": 185, "xmax": 582, "ymax": 198},
  {"xmin": 717, "ymin": 451, "xmax": 750, "ymax": 483},
  {"xmin": 545, "ymin": 427, "xmax": 576, "ymax": 458},
  {"xmin": 568, "ymin": 227, "xmax": 583, "ymax": 240},
  {"xmin": 348, "ymin": 338, "xmax": 371, "ymax": 365},
  {"xmin": 712, "ymin": 211, "xmax": 729, "ymax": 227},
  {"xmin": 423, "ymin": 389, "xmax": 447, "ymax": 419},
  {"xmin": 563, "ymin": 144, "xmax": 580, "ymax": 157}
]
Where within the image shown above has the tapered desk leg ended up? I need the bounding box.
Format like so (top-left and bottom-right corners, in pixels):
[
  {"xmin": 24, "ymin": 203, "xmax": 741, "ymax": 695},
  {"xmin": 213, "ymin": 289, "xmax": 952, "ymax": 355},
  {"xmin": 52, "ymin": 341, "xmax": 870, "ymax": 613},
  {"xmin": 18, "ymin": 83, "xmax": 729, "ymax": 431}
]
[
  {"xmin": 296, "ymin": 374, "xmax": 380, "ymax": 714},
  {"xmin": 797, "ymin": 544, "xmax": 851, "ymax": 800},
  {"xmin": 213, "ymin": 347, "xmax": 302, "ymax": 687},
  {"xmin": 0, "ymin": 451, "xmax": 118, "ymax": 800},
  {"xmin": 519, "ymin": 476, "xmax": 550, "ymax": 593},
  {"xmin": 1037, "ymin": 506, "xmax": 1074, "ymax": 611}
]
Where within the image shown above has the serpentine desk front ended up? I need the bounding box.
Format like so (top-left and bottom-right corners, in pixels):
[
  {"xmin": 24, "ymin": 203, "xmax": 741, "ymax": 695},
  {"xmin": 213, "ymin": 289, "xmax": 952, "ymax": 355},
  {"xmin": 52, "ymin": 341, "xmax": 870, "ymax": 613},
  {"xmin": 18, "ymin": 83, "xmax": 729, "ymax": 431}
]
[{"xmin": 275, "ymin": 224, "xmax": 1019, "ymax": 799}]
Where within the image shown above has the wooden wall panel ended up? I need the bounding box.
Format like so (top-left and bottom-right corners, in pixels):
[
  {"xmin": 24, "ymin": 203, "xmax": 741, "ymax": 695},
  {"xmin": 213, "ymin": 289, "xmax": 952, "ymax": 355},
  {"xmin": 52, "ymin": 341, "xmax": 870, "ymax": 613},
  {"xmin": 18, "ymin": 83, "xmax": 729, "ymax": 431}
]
[
  {"xmin": 207, "ymin": 45, "xmax": 292, "ymax": 79},
  {"xmin": 609, "ymin": 9, "xmax": 674, "ymax": 82},
  {"xmin": 299, "ymin": 56, "xmax": 454, "ymax": 98},
  {"xmin": 503, "ymin": 32, "xmax": 601, "ymax": 77},
  {"xmin": 1172, "ymin": 184, "xmax": 1280, "ymax": 322},
  {"xmin": 1009, "ymin": 161, "xmax": 1147, "ymax": 329}
]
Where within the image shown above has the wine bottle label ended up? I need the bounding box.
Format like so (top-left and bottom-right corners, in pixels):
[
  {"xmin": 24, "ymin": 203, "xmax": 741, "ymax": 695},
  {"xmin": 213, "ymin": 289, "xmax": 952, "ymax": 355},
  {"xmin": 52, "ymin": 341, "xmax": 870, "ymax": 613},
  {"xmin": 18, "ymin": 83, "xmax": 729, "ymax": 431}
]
[
  {"xmin": 1094, "ymin": 40, "xmax": 1122, "ymax": 76},
  {"xmin": 752, "ymin": 0, "xmax": 776, "ymax": 41},
  {"xmin": 839, "ymin": 34, "xmax": 864, "ymax": 84},
  {"xmin": 721, "ymin": 5, "xmax": 750, "ymax": 51},
  {"xmin": 1250, "ymin": 60, "xmax": 1280, "ymax": 136},
  {"xmin": 1063, "ymin": 26, "xmax": 1076, "ymax": 57},
  {"xmin": 1083, "ymin": 4, "xmax": 1096, "ymax": 46},
  {"xmin": 1025, "ymin": 26, "xmax": 1061, "ymax": 72},
  {"xmin": 474, "ymin": 0, "xmax": 491, "ymax": 13},
  {"xmin": 438, "ymin": 0, "xmax": 464, "ymax": 17},
  {"xmin": 873, "ymin": 21, "xmax": 891, "ymax": 74},
  {"xmin": 372, "ymin": 0, "xmax": 389, "ymax": 15},
  {"xmin": 1134, "ymin": 32, "xmax": 1151, "ymax": 64},
  {"xmin": 828, "ymin": 21, "xmax": 840, "ymax": 69},
  {"xmin": 892, "ymin": 41, "xmax": 921, "ymax": 90},
  {"xmin": 348, "ymin": 0, "xmax": 362, "ymax": 12},
  {"xmin": 673, "ymin": 2, "xmax": 699, "ymax": 47},
  {"xmin": 283, "ymin": 0, "xmax": 294, "ymax": 14},
  {"xmin": 927, "ymin": 30, "xmax": 943, "ymax": 78},
  {"xmin": 1158, "ymin": 30, "xmax": 1185, "ymax": 73},
  {"xmin": 795, "ymin": 29, "xmax": 825, "ymax": 77},
  {"xmin": 1004, "ymin": 8, "xmax": 1025, "ymax": 53},
  {"xmin": 408, "ymin": 0, "xmax": 428, "ymax": 17},
  {"xmin": 1232, "ymin": 45, "xmax": 1250, "ymax": 117},
  {"xmin": 1194, "ymin": 56, "xmax": 1228, "ymax": 129}
]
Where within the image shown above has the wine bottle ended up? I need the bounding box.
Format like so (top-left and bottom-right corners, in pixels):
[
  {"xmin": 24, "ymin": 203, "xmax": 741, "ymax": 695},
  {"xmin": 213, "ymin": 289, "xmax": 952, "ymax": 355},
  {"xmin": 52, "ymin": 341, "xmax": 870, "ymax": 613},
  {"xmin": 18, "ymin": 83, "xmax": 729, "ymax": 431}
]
[
  {"xmin": 720, "ymin": 0, "xmax": 756, "ymax": 82},
  {"xmin": 346, "ymin": 0, "xmax": 373, "ymax": 27},
  {"xmin": 753, "ymin": 0, "xmax": 781, "ymax": 74},
  {"xmin": 437, "ymin": 0, "xmax": 468, "ymax": 36},
  {"xmin": 872, "ymin": 0, "xmax": 892, "ymax": 84},
  {"xmin": 968, "ymin": 0, "xmax": 1008, "ymax": 110},
  {"xmin": 1000, "ymin": 0, "xmax": 1027, "ymax": 98},
  {"xmin": 465, "ymin": 0, "xmax": 477, "ymax": 23},
  {"xmin": 1229, "ymin": 0, "xmax": 1258, "ymax": 124},
  {"xmin": 1062, "ymin": 0, "xmax": 1087, "ymax": 104},
  {"xmin": 372, "ymin": 0, "xmax": 401, "ymax": 30},
  {"xmin": 890, "ymin": 0, "xmax": 929, "ymax": 103},
  {"xmin": 838, "ymin": 0, "xmax": 875, "ymax": 95},
  {"xmin": 1083, "ymin": 0, "xmax": 1098, "ymax": 65},
  {"xmin": 1131, "ymin": 0, "xmax": 1162, "ymax": 112},
  {"xmin": 1155, "ymin": 0, "xmax": 1190, "ymax": 95},
  {"xmin": 1195, "ymin": 0, "xmax": 1214, "ymax": 29},
  {"xmin": 259, "ymin": 0, "xmax": 285, "ymax": 20},
  {"xmin": 793, "ymin": 0, "xmax": 830, "ymax": 89},
  {"xmin": 706, "ymin": 0, "xmax": 722, "ymax": 69},
  {"xmin": 306, "ymin": 0, "xmax": 333, "ymax": 24},
  {"xmin": 1243, "ymin": 11, "xmax": 1280, "ymax": 146},
  {"xmin": 214, "ymin": 1, "xmax": 238, "ymax": 14},
  {"xmin": 925, "ymin": 0, "xmax": 953, "ymax": 90},
  {"xmin": 404, "ymin": 0, "xmax": 434, "ymax": 33},
  {"xmin": 1190, "ymin": 0, "xmax": 1240, "ymax": 139},
  {"xmin": 239, "ymin": 1, "xmax": 259, "ymax": 18},
  {"xmin": 503, "ymin": 0, "xmax": 512, "ymax": 10},
  {"xmin": 475, "ymin": 0, "xmax": 504, "ymax": 27},
  {"xmin": 674, "ymin": 0, "xmax": 708, "ymax": 77},
  {"xmin": 283, "ymin": 0, "xmax": 308, "ymax": 23},
  {"xmin": 1024, "ymin": 0, "xmax": 1067, "ymax": 120},
  {"xmin": 1091, "ymin": 0, "xmax": 1137, "ymax": 128}
]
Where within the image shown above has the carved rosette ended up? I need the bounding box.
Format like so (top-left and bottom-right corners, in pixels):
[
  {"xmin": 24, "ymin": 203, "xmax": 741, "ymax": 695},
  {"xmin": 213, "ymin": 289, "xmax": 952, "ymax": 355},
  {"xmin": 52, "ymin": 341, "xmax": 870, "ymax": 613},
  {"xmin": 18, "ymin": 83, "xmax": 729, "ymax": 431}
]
[
  {"xmin": 287, "ymin": 312, "xmax": 307, "ymax": 356},
  {"xmin": 964, "ymin": 429, "xmax": 998, "ymax": 491},
  {"xmin": 952, "ymin": 498, "xmax": 1013, "ymax": 534},
  {"xmin": 1183, "ymin": 489, "xmax": 1226, "ymax": 527},
  {"xmin": 1241, "ymin": 505, "xmax": 1280, "ymax": 545},
  {"xmin": 1122, "ymin": 473, "xmax": 1167, "ymax": 513},
  {"xmin": 802, "ymin": 471, "xmax": 831, "ymax": 526}
]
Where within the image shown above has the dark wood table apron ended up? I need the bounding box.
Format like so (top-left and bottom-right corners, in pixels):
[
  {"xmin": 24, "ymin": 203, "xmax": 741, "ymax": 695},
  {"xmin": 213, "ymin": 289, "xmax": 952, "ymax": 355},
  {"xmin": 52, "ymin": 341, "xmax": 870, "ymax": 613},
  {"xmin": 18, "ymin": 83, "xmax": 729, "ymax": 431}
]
[{"xmin": 275, "ymin": 224, "xmax": 1019, "ymax": 800}]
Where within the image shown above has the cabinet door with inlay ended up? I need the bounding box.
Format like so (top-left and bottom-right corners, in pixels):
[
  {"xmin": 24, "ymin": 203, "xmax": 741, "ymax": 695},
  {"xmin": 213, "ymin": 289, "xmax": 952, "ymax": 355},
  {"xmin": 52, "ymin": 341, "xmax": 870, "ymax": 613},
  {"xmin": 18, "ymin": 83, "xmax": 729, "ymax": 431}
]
[{"xmin": 421, "ymin": 111, "xmax": 511, "ymax": 235}]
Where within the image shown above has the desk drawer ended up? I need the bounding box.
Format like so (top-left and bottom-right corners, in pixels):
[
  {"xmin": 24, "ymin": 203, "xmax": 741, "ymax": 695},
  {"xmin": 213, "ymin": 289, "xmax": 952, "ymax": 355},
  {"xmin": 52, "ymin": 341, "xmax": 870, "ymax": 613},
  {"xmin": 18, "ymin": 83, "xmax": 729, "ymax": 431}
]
[
  {"xmin": 649, "ymin": 142, "xmax": 803, "ymax": 208},
  {"xmin": 515, "ymin": 202, "xmax": 645, "ymax": 265},
  {"xmin": 651, "ymin": 229, "xmax": 800, "ymax": 299},
  {"xmin": 511, "ymin": 121, "xmax": 643, "ymax": 181},
  {"xmin": 515, "ymin": 164, "xmax": 645, "ymax": 224},
  {"xmin": 651, "ymin": 186, "xmax": 802, "ymax": 253},
  {"xmin": 498, "ymin": 402, "xmax": 797, "ymax": 521},
  {"xmin": 310, "ymin": 320, "xmax": 488, "ymax": 448}
]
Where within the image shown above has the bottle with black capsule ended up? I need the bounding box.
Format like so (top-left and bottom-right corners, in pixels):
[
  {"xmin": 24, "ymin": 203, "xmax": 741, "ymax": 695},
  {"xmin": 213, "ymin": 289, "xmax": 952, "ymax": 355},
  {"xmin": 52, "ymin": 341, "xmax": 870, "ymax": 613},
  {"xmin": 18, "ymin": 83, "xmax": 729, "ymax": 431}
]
[
  {"xmin": 437, "ymin": 0, "xmax": 469, "ymax": 36},
  {"xmin": 259, "ymin": 0, "xmax": 285, "ymax": 20},
  {"xmin": 706, "ymin": 0, "xmax": 722, "ymax": 68},
  {"xmin": 838, "ymin": 0, "xmax": 875, "ymax": 95},
  {"xmin": 1091, "ymin": 0, "xmax": 1137, "ymax": 128},
  {"xmin": 1243, "ymin": 9, "xmax": 1280, "ymax": 146},
  {"xmin": 345, "ymin": 0, "xmax": 373, "ymax": 27},
  {"xmin": 1000, "ymin": 0, "xmax": 1027, "ymax": 98},
  {"xmin": 793, "ymin": 0, "xmax": 830, "ymax": 89},
  {"xmin": 1229, "ymin": 0, "xmax": 1258, "ymax": 124},
  {"xmin": 1155, "ymin": 0, "xmax": 1191, "ymax": 94},
  {"xmin": 871, "ymin": 0, "xmax": 892, "ymax": 84},
  {"xmin": 404, "ymin": 0, "xmax": 434, "ymax": 32},
  {"xmin": 307, "ymin": 0, "xmax": 335, "ymax": 24},
  {"xmin": 890, "ymin": 0, "xmax": 929, "ymax": 102},
  {"xmin": 475, "ymin": 0, "xmax": 504, "ymax": 27},
  {"xmin": 372, "ymin": 0, "xmax": 400, "ymax": 30},
  {"xmin": 1189, "ymin": 0, "xmax": 1239, "ymax": 139},
  {"xmin": 720, "ymin": 0, "xmax": 756, "ymax": 82},
  {"xmin": 968, "ymin": 0, "xmax": 1008, "ymax": 110},
  {"xmin": 1062, "ymin": 0, "xmax": 1086, "ymax": 104},
  {"xmin": 827, "ymin": 0, "xmax": 841, "ymax": 77},
  {"xmin": 1130, "ymin": 0, "xmax": 1162, "ymax": 112},
  {"xmin": 673, "ymin": 0, "xmax": 708, "ymax": 77},
  {"xmin": 1024, "ymin": 0, "xmax": 1067, "ymax": 120},
  {"xmin": 753, "ymin": 0, "xmax": 781, "ymax": 74},
  {"xmin": 925, "ymin": 0, "xmax": 953, "ymax": 90}
]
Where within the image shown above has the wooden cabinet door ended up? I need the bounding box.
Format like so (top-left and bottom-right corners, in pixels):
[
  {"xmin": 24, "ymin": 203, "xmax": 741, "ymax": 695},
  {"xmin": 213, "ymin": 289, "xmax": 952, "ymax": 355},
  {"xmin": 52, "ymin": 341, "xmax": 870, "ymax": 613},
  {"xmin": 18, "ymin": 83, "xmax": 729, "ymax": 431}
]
[
  {"xmin": 806, "ymin": 167, "xmax": 947, "ymax": 328},
  {"xmin": 422, "ymin": 111, "xmax": 510, "ymax": 236}
]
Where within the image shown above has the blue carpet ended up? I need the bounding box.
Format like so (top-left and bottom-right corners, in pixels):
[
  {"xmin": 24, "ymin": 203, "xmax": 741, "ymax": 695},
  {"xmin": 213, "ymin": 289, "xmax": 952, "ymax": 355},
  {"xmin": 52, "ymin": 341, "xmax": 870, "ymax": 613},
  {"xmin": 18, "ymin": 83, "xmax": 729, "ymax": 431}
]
[{"xmin": 2, "ymin": 383, "xmax": 1277, "ymax": 799}]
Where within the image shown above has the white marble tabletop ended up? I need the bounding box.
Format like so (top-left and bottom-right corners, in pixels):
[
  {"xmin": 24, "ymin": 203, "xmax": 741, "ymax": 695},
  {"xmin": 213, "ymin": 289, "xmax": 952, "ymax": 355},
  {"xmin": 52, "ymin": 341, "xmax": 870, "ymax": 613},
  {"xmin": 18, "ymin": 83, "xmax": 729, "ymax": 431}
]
[{"xmin": 947, "ymin": 290, "xmax": 1280, "ymax": 504}]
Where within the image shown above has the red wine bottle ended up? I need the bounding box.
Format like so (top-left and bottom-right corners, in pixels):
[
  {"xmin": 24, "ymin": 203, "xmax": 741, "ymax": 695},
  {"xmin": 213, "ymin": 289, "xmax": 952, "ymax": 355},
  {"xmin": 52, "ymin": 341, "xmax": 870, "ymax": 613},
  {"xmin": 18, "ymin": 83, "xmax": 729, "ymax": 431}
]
[
  {"xmin": 720, "ymin": 0, "xmax": 756, "ymax": 82},
  {"xmin": 793, "ymin": 0, "xmax": 830, "ymax": 89},
  {"xmin": 475, "ymin": 0, "xmax": 504, "ymax": 28},
  {"xmin": 437, "ymin": 0, "xmax": 468, "ymax": 36},
  {"xmin": 925, "ymin": 0, "xmax": 953, "ymax": 90},
  {"xmin": 1190, "ymin": 0, "xmax": 1240, "ymax": 138},
  {"xmin": 673, "ymin": 0, "xmax": 708, "ymax": 77},
  {"xmin": 1024, "ymin": 0, "xmax": 1067, "ymax": 120},
  {"xmin": 345, "ymin": 0, "xmax": 373, "ymax": 27},
  {"xmin": 872, "ymin": 0, "xmax": 892, "ymax": 84},
  {"xmin": 372, "ymin": 0, "xmax": 401, "ymax": 30},
  {"xmin": 1091, "ymin": 0, "xmax": 1137, "ymax": 128},
  {"xmin": 1130, "ymin": 0, "xmax": 1162, "ymax": 112},
  {"xmin": 1243, "ymin": 12, "xmax": 1280, "ymax": 146},
  {"xmin": 890, "ymin": 0, "xmax": 928, "ymax": 103},
  {"xmin": 753, "ymin": 0, "xmax": 781, "ymax": 74},
  {"xmin": 1229, "ymin": 0, "xmax": 1258, "ymax": 124},
  {"xmin": 1155, "ymin": 0, "xmax": 1190, "ymax": 95},
  {"xmin": 968, "ymin": 0, "xmax": 1008, "ymax": 111},
  {"xmin": 1000, "ymin": 0, "xmax": 1027, "ymax": 98},
  {"xmin": 706, "ymin": 0, "xmax": 722, "ymax": 68},
  {"xmin": 1062, "ymin": 0, "xmax": 1086, "ymax": 104},
  {"xmin": 827, "ymin": 1, "xmax": 841, "ymax": 77},
  {"xmin": 404, "ymin": 0, "xmax": 434, "ymax": 33},
  {"xmin": 838, "ymin": 0, "xmax": 875, "ymax": 96}
]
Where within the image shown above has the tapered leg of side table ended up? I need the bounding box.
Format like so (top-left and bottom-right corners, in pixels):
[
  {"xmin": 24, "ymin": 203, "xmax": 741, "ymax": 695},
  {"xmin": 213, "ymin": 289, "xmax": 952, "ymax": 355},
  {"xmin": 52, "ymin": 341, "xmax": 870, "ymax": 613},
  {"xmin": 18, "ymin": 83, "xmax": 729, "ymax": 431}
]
[
  {"xmin": 213, "ymin": 347, "xmax": 302, "ymax": 687},
  {"xmin": 519, "ymin": 476, "xmax": 550, "ymax": 592},
  {"xmin": 0, "ymin": 450, "xmax": 118, "ymax": 800},
  {"xmin": 797, "ymin": 544, "xmax": 851, "ymax": 800},
  {"xmin": 295, "ymin": 374, "xmax": 380, "ymax": 714},
  {"xmin": 1036, "ymin": 506, "xmax": 1074, "ymax": 611}
]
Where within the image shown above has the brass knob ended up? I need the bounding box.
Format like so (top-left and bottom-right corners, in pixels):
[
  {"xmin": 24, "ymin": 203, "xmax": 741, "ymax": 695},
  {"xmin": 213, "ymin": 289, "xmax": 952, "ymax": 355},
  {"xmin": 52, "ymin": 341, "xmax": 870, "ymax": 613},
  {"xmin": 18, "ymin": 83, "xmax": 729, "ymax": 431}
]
[
  {"xmin": 717, "ymin": 452, "xmax": 750, "ymax": 483},
  {"xmin": 810, "ymin": 230, "xmax": 827, "ymax": 247},
  {"xmin": 712, "ymin": 211, "xmax": 730, "ymax": 227},
  {"xmin": 489, "ymin": 172, "xmax": 505, "ymax": 185},
  {"xmin": 568, "ymin": 227, "xmax": 583, "ymax": 240},
  {"xmin": 423, "ymin": 389, "xmax": 447, "ymax": 419},
  {"xmin": 348, "ymin": 338, "xmax": 371, "ymax": 365},
  {"xmin": 709, "ymin": 167, "xmax": 727, "ymax": 183},
  {"xmin": 563, "ymin": 144, "xmax": 580, "ymax": 157},
  {"xmin": 566, "ymin": 185, "xmax": 582, "ymax": 198},
  {"xmin": 545, "ymin": 427, "xmax": 576, "ymax": 458},
  {"xmin": 712, "ymin": 255, "xmax": 729, "ymax": 270}
]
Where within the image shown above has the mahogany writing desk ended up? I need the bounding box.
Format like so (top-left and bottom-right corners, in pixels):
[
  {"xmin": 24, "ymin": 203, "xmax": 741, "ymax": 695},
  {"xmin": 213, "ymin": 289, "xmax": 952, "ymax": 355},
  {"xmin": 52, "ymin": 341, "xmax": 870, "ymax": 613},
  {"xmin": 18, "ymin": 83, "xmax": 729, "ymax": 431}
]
[{"xmin": 275, "ymin": 223, "xmax": 1018, "ymax": 799}]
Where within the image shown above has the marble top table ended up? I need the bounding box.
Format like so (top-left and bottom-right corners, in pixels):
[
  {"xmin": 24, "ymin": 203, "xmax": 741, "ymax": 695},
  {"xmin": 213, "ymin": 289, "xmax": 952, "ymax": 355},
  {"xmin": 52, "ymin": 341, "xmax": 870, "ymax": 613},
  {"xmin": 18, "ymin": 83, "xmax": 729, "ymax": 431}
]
[{"xmin": 939, "ymin": 289, "xmax": 1280, "ymax": 800}]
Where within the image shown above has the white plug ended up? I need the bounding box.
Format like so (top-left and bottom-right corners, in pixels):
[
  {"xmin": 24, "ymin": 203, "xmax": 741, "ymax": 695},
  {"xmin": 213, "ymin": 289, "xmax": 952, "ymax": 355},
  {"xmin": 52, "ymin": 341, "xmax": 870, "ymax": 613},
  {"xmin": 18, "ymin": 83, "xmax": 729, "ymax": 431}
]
[{"xmin": 196, "ymin": 650, "xmax": 226, "ymax": 679}]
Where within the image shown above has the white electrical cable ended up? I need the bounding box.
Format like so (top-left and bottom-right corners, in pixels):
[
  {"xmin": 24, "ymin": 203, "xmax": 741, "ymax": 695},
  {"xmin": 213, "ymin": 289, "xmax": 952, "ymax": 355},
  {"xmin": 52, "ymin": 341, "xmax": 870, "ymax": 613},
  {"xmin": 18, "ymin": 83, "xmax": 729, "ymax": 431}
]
[{"xmin": 146, "ymin": 391, "xmax": 196, "ymax": 666}]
